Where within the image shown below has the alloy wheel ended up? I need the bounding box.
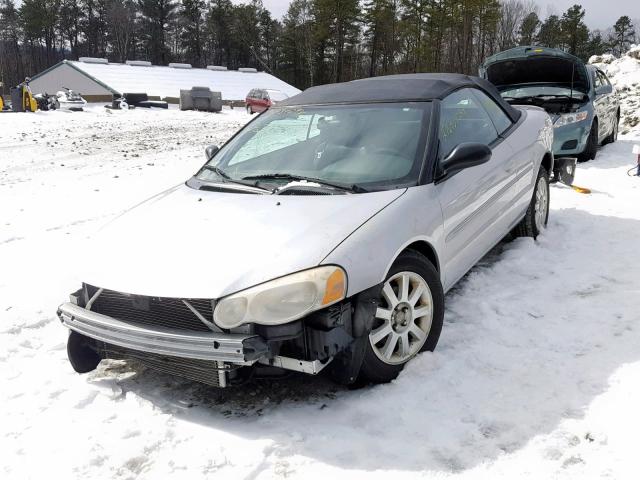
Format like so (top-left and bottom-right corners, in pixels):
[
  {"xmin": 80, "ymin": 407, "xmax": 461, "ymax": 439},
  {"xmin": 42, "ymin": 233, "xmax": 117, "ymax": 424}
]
[
  {"xmin": 369, "ymin": 271, "xmax": 433, "ymax": 365},
  {"xmin": 534, "ymin": 175, "xmax": 549, "ymax": 232}
]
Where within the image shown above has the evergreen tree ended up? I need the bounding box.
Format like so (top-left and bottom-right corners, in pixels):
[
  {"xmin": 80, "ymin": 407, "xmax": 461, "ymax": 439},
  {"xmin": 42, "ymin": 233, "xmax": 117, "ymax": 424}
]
[
  {"xmin": 179, "ymin": 0, "xmax": 204, "ymax": 66},
  {"xmin": 0, "ymin": 0, "xmax": 24, "ymax": 87},
  {"xmin": 537, "ymin": 14, "xmax": 562, "ymax": 49},
  {"xmin": 313, "ymin": 0, "xmax": 360, "ymax": 83},
  {"xmin": 205, "ymin": 0, "xmax": 233, "ymax": 66},
  {"xmin": 138, "ymin": 0, "xmax": 176, "ymax": 64},
  {"xmin": 106, "ymin": 0, "xmax": 136, "ymax": 62},
  {"xmin": 519, "ymin": 11, "xmax": 539, "ymax": 45},
  {"xmin": 280, "ymin": 0, "xmax": 315, "ymax": 87},
  {"xmin": 609, "ymin": 16, "xmax": 635, "ymax": 56},
  {"xmin": 560, "ymin": 4, "xmax": 588, "ymax": 57},
  {"xmin": 584, "ymin": 31, "xmax": 608, "ymax": 59}
]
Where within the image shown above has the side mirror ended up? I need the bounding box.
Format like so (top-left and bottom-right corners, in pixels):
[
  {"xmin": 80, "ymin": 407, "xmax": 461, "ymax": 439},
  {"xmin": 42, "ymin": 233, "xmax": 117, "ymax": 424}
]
[
  {"xmin": 205, "ymin": 145, "xmax": 219, "ymax": 161},
  {"xmin": 596, "ymin": 84, "xmax": 612, "ymax": 96},
  {"xmin": 438, "ymin": 143, "xmax": 492, "ymax": 181}
]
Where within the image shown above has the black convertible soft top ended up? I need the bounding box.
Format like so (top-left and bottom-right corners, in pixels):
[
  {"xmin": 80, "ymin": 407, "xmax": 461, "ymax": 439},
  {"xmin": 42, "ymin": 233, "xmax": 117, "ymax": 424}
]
[{"xmin": 280, "ymin": 73, "xmax": 521, "ymax": 123}]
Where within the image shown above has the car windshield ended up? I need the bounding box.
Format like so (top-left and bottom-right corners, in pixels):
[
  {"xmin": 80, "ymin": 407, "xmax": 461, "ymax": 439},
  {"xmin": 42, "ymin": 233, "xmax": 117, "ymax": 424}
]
[
  {"xmin": 196, "ymin": 103, "xmax": 430, "ymax": 190},
  {"xmin": 267, "ymin": 90, "xmax": 289, "ymax": 101},
  {"xmin": 500, "ymin": 85, "xmax": 585, "ymax": 100}
]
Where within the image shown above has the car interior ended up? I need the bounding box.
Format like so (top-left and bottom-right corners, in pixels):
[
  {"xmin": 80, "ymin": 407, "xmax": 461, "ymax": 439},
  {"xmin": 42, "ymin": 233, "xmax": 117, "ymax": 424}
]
[{"xmin": 217, "ymin": 106, "xmax": 426, "ymax": 185}]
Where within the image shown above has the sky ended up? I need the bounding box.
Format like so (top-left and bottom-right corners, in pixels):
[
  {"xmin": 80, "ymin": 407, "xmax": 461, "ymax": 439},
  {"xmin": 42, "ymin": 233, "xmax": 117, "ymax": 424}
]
[
  {"xmin": 250, "ymin": 0, "xmax": 639, "ymax": 29},
  {"xmin": 541, "ymin": 0, "xmax": 639, "ymax": 30}
]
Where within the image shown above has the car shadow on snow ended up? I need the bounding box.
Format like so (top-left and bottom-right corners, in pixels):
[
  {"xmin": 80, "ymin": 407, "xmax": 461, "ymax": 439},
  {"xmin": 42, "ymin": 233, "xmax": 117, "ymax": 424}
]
[
  {"xmin": 579, "ymin": 138, "xmax": 640, "ymax": 170},
  {"xmin": 88, "ymin": 209, "xmax": 640, "ymax": 473}
]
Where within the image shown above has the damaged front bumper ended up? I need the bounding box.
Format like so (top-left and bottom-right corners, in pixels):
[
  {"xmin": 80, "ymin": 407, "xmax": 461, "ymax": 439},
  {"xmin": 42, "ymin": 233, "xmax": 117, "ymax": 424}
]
[
  {"xmin": 58, "ymin": 302, "xmax": 268, "ymax": 363},
  {"xmin": 57, "ymin": 298, "xmax": 344, "ymax": 387}
]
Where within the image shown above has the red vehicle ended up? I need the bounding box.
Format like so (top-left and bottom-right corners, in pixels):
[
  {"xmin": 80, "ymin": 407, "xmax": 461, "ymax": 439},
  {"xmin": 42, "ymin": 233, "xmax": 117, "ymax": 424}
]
[{"xmin": 245, "ymin": 89, "xmax": 289, "ymax": 114}]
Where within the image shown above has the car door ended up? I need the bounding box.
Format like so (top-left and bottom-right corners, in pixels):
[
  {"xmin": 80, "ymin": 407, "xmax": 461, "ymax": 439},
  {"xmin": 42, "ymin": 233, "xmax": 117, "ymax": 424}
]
[
  {"xmin": 434, "ymin": 88, "xmax": 516, "ymax": 290},
  {"xmin": 593, "ymin": 69, "xmax": 613, "ymax": 142},
  {"xmin": 256, "ymin": 90, "xmax": 269, "ymax": 112},
  {"xmin": 598, "ymin": 70, "xmax": 617, "ymax": 138}
]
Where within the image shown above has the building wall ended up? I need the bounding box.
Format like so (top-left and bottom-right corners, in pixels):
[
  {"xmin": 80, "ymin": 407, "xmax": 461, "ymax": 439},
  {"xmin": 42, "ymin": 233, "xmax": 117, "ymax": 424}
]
[{"xmin": 29, "ymin": 63, "xmax": 113, "ymax": 97}]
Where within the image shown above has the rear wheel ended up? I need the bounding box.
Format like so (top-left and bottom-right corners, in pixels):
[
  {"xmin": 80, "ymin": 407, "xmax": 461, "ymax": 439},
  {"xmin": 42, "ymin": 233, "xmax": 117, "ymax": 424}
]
[
  {"xmin": 513, "ymin": 166, "xmax": 549, "ymax": 239},
  {"xmin": 359, "ymin": 250, "xmax": 444, "ymax": 383},
  {"xmin": 578, "ymin": 120, "xmax": 598, "ymax": 162}
]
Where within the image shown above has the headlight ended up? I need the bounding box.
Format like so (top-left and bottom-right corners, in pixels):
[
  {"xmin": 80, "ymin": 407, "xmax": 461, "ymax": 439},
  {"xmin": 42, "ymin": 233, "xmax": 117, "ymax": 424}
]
[
  {"xmin": 554, "ymin": 111, "xmax": 588, "ymax": 128},
  {"xmin": 214, "ymin": 266, "xmax": 347, "ymax": 329}
]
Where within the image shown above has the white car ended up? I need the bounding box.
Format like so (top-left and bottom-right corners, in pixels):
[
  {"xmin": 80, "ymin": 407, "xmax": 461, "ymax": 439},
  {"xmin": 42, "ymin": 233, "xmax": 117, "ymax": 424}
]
[{"xmin": 58, "ymin": 73, "xmax": 553, "ymax": 387}]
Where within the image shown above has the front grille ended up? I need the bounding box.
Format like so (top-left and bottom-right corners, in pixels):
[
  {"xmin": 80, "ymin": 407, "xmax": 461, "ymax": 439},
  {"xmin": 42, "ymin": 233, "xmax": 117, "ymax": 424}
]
[
  {"xmin": 100, "ymin": 343, "xmax": 226, "ymax": 387},
  {"xmin": 87, "ymin": 285, "xmax": 213, "ymax": 332}
]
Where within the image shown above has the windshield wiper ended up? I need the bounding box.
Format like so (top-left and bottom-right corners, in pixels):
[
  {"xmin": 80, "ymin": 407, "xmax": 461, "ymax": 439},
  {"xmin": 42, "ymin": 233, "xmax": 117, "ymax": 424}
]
[
  {"xmin": 200, "ymin": 165, "xmax": 271, "ymax": 192},
  {"xmin": 202, "ymin": 164, "xmax": 231, "ymax": 179},
  {"xmin": 241, "ymin": 173, "xmax": 368, "ymax": 193}
]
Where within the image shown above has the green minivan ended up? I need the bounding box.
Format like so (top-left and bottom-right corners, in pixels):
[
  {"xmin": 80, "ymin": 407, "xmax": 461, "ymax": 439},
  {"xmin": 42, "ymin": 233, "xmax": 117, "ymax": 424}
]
[{"xmin": 480, "ymin": 46, "xmax": 620, "ymax": 163}]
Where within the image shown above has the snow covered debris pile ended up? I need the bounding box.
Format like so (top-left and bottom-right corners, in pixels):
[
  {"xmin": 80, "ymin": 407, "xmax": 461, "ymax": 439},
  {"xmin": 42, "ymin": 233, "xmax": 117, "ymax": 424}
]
[
  {"xmin": 588, "ymin": 53, "xmax": 616, "ymax": 65},
  {"xmin": 628, "ymin": 45, "xmax": 640, "ymax": 61},
  {"xmin": 590, "ymin": 45, "xmax": 640, "ymax": 133}
]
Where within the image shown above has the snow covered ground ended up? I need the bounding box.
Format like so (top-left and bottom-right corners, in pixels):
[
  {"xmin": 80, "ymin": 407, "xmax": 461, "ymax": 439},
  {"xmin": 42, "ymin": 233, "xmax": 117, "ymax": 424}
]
[{"xmin": 1, "ymin": 101, "xmax": 640, "ymax": 479}]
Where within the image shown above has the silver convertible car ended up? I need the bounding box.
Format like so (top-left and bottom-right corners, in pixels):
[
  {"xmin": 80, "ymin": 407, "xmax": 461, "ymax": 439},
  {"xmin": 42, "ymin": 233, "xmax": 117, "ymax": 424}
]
[{"xmin": 58, "ymin": 74, "xmax": 553, "ymax": 387}]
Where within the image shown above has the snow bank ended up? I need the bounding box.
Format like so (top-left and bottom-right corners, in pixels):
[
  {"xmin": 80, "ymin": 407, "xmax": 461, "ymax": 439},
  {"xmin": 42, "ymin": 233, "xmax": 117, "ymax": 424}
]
[{"xmin": 590, "ymin": 45, "xmax": 640, "ymax": 133}]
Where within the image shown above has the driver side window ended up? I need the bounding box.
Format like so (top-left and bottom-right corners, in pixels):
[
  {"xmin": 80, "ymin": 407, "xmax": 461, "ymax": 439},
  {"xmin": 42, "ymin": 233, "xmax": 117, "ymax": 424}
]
[
  {"xmin": 594, "ymin": 71, "xmax": 603, "ymax": 89},
  {"xmin": 438, "ymin": 88, "xmax": 499, "ymax": 159}
]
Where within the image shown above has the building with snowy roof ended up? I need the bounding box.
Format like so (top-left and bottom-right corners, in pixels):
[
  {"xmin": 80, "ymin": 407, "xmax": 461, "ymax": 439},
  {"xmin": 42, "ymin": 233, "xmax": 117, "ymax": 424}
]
[{"xmin": 29, "ymin": 58, "xmax": 301, "ymax": 103}]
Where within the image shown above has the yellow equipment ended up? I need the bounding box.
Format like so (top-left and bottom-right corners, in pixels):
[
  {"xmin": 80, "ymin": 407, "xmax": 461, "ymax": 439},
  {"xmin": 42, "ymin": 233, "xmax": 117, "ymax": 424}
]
[
  {"xmin": 0, "ymin": 94, "xmax": 4, "ymax": 111},
  {"xmin": 10, "ymin": 78, "xmax": 38, "ymax": 112},
  {"xmin": 571, "ymin": 185, "xmax": 591, "ymax": 194},
  {"xmin": 22, "ymin": 85, "xmax": 37, "ymax": 112}
]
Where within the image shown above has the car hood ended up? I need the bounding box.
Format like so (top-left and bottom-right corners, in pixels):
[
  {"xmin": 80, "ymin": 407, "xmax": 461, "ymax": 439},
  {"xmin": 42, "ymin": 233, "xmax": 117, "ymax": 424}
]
[
  {"xmin": 80, "ymin": 184, "xmax": 405, "ymax": 299},
  {"xmin": 481, "ymin": 47, "xmax": 589, "ymax": 94}
]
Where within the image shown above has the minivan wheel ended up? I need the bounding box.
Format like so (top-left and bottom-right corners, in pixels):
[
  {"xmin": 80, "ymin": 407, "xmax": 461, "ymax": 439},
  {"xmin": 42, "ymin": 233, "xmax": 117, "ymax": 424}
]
[
  {"xmin": 578, "ymin": 120, "xmax": 598, "ymax": 162},
  {"xmin": 246, "ymin": 105, "xmax": 253, "ymax": 114},
  {"xmin": 359, "ymin": 250, "xmax": 444, "ymax": 383},
  {"xmin": 513, "ymin": 166, "xmax": 549, "ymax": 239}
]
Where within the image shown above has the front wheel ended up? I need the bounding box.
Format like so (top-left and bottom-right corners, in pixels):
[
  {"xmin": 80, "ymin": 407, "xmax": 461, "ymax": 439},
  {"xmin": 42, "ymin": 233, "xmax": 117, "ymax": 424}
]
[
  {"xmin": 359, "ymin": 250, "xmax": 444, "ymax": 383},
  {"xmin": 578, "ymin": 120, "xmax": 598, "ymax": 162},
  {"xmin": 246, "ymin": 105, "xmax": 253, "ymax": 114},
  {"xmin": 513, "ymin": 166, "xmax": 549, "ymax": 239}
]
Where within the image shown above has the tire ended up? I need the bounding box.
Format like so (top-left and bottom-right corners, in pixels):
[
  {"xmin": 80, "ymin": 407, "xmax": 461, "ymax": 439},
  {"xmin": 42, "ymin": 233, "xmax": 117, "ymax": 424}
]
[
  {"xmin": 67, "ymin": 331, "xmax": 101, "ymax": 373},
  {"xmin": 359, "ymin": 250, "xmax": 444, "ymax": 383},
  {"xmin": 602, "ymin": 113, "xmax": 619, "ymax": 145},
  {"xmin": 578, "ymin": 120, "xmax": 598, "ymax": 162},
  {"xmin": 246, "ymin": 105, "xmax": 253, "ymax": 114},
  {"xmin": 513, "ymin": 166, "xmax": 549, "ymax": 239}
]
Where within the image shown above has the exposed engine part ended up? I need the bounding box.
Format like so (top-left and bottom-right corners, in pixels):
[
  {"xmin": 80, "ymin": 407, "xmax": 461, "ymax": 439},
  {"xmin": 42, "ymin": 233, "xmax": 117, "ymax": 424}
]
[
  {"xmin": 258, "ymin": 355, "xmax": 332, "ymax": 374},
  {"xmin": 99, "ymin": 342, "xmax": 228, "ymax": 387}
]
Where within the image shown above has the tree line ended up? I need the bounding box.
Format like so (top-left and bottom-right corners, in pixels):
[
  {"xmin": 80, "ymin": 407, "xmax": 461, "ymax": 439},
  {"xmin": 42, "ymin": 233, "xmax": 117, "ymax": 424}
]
[{"xmin": 0, "ymin": 0, "xmax": 637, "ymax": 93}]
